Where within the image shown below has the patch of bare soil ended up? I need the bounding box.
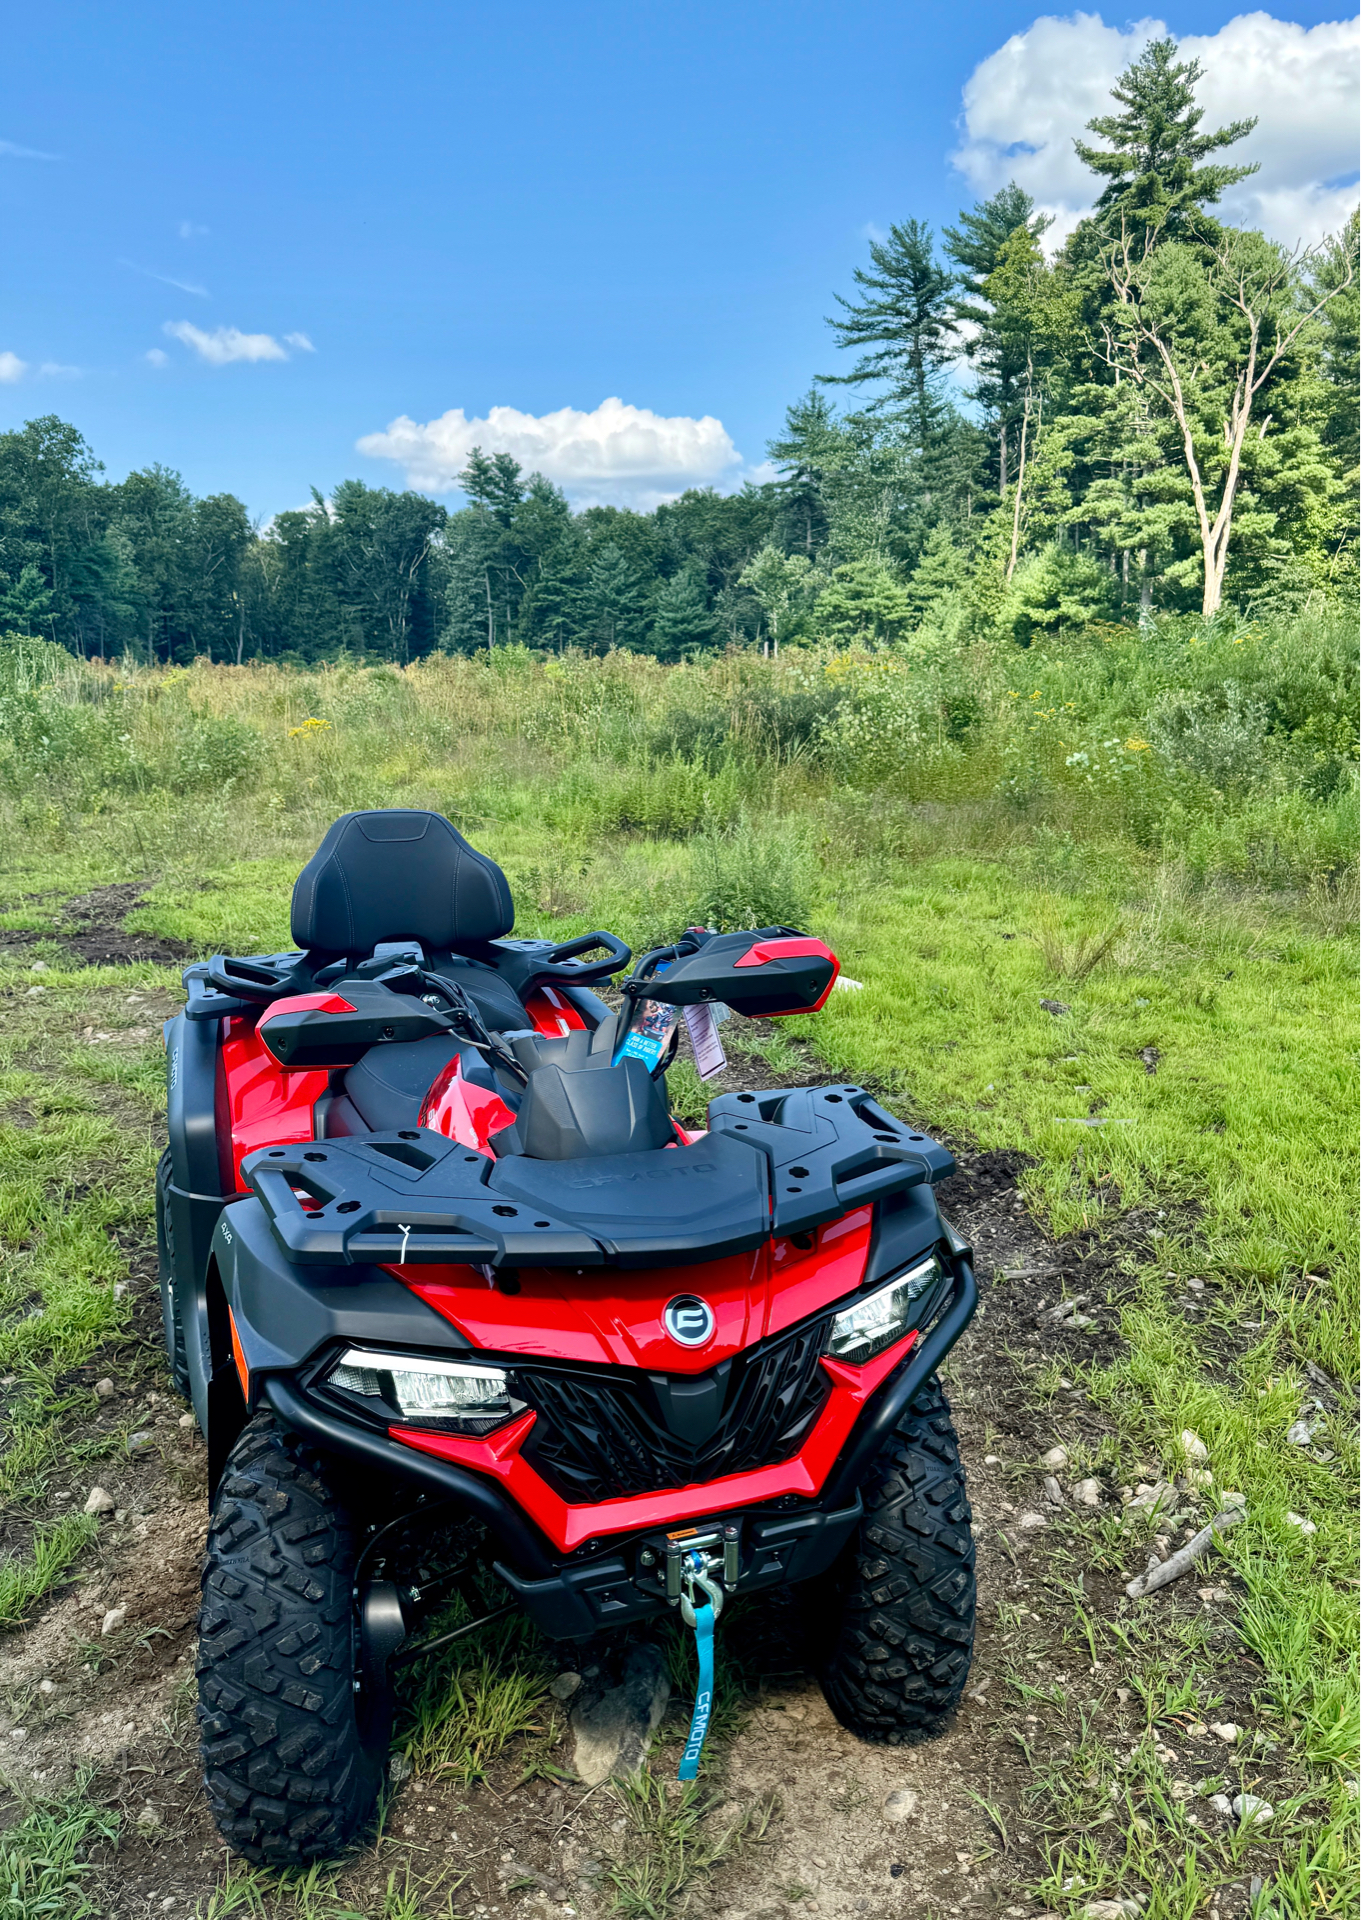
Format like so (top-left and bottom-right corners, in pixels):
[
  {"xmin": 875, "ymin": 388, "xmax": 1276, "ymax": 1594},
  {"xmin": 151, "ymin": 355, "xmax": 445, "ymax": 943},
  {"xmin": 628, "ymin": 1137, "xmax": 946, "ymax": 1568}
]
[
  {"xmin": 0, "ymin": 1000, "xmax": 1283, "ymax": 1920},
  {"xmin": 3, "ymin": 883, "xmax": 194, "ymax": 967}
]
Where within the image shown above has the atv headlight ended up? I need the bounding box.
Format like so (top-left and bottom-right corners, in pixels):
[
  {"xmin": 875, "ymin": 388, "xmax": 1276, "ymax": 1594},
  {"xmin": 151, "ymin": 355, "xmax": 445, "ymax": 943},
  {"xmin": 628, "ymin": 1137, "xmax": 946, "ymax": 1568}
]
[
  {"xmin": 827, "ymin": 1255, "xmax": 944, "ymax": 1366},
  {"xmin": 326, "ymin": 1348, "xmax": 522, "ymax": 1433}
]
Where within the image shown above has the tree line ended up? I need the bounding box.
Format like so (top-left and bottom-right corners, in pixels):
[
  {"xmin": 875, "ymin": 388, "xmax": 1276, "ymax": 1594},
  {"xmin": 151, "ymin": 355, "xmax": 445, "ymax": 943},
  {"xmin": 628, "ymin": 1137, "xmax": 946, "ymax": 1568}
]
[{"xmin": 2, "ymin": 38, "xmax": 1356, "ymax": 666}]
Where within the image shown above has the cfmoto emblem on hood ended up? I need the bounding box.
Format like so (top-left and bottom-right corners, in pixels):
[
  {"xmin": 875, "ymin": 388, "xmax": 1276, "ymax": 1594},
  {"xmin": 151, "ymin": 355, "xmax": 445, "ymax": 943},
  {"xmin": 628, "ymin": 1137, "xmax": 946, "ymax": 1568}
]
[{"xmin": 663, "ymin": 1295, "xmax": 716, "ymax": 1347}]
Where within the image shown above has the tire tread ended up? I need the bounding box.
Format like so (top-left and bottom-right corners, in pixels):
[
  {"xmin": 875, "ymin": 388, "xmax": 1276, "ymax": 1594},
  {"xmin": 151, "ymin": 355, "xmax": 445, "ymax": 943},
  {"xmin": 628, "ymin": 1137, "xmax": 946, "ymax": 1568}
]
[
  {"xmin": 197, "ymin": 1411, "xmax": 382, "ymax": 1865},
  {"xmin": 815, "ymin": 1375, "xmax": 976, "ymax": 1743}
]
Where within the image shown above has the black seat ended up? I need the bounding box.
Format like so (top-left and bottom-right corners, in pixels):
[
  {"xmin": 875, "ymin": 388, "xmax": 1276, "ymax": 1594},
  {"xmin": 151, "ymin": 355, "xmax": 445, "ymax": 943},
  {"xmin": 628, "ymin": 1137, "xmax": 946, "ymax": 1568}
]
[
  {"xmin": 292, "ymin": 809, "xmax": 514, "ymax": 960},
  {"xmin": 341, "ymin": 1034, "xmax": 469, "ymax": 1134},
  {"xmin": 292, "ymin": 809, "xmax": 527, "ymax": 1032}
]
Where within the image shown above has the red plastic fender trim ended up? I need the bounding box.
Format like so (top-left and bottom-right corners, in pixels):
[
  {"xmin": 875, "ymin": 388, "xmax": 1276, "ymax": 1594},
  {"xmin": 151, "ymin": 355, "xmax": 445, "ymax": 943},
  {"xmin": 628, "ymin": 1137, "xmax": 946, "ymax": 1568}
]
[{"xmin": 391, "ymin": 1326, "xmax": 918, "ymax": 1553}]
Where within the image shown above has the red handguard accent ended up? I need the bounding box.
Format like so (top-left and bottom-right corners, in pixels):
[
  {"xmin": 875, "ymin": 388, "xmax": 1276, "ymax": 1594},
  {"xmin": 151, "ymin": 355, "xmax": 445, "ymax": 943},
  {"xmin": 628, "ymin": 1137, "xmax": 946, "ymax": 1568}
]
[
  {"xmin": 732, "ymin": 936, "xmax": 839, "ymax": 1012},
  {"xmin": 258, "ymin": 992, "xmax": 357, "ymax": 1021},
  {"xmin": 733, "ymin": 937, "xmax": 835, "ymax": 968}
]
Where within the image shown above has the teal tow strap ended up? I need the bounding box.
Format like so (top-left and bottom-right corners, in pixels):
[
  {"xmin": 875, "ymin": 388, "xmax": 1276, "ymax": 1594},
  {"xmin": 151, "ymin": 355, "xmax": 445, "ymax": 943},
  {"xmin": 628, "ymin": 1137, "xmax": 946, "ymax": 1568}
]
[{"xmin": 678, "ymin": 1587, "xmax": 716, "ymax": 1781}]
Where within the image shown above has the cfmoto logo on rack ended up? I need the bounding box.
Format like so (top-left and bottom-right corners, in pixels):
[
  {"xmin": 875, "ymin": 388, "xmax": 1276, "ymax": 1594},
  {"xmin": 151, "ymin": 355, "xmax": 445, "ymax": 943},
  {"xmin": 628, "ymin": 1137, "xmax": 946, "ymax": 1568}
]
[{"xmin": 663, "ymin": 1295, "xmax": 715, "ymax": 1347}]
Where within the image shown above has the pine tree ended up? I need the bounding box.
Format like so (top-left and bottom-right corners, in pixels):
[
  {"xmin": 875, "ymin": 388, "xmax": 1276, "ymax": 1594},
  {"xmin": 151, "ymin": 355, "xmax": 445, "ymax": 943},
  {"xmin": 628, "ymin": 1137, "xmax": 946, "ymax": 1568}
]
[
  {"xmin": 458, "ymin": 448, "xmax": 527, "ymax": 525},
  {"xmin": 1311, "ymin": 211, "xmax": 1361, "ymax": 486},
  {"xmin": 650, "ymin": 569, "xmax": 716, "ymax": 661},
  {"xmin": 580, "ymin": 543, "xmax": 646, "ymax": 652},
  {"xmin": 514, "ymin": 525, "xmax": 588, "ymax": 650},
  {"xmin": 811, "ymin": 558, "xmax": 913, "ymax": 647},
  {"xmin": 945, "ymin": 185, "xmax": 1054, "ymax": 495},
  {"xmin": 945, "ymin": 184, "xmax": 1051, "ymax": 297},
  {"xmin": 821, "ymin": 220, "xmax": 958, "ymax": 446},
  {"xmin": 1073, "ymin": 37, "xmax": 1258, "ymax": 243},
  {"xmin": 768, "ymin": 389, "xmax": 839, "ymax": 556},
  {"xmin": 0, "ymin": 562, "xmax": 53, "ymax": 635},
  {"xmin": 903, "ymin": 523, "xmax": 968, "ymax": 621}
]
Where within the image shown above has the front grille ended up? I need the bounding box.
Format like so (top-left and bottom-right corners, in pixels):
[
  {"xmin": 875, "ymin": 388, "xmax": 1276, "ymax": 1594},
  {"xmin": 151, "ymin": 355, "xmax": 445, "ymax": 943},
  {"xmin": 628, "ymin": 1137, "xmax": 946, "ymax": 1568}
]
[{"xmin": 515, "ymin": 1320, "xmax": 832, "ymax": 1503}]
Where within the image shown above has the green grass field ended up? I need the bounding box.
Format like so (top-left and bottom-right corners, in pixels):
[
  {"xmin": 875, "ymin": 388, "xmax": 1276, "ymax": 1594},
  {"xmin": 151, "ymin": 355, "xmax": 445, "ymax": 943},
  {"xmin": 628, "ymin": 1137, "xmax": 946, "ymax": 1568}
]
[{"xmin": 0, "ymin": 625, "xmax": 1355, "ymax": 1916}]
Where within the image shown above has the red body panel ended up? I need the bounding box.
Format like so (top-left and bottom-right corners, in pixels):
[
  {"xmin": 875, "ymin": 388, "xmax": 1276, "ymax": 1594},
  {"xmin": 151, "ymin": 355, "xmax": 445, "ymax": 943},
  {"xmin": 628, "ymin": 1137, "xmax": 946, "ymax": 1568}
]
[
  {"xmin": 221, "ymin": 1015, "xmax": 330, "ymax": 1191},
  {"xmin": 732, "ymin": 936, "xmax": 835, "ymax": 969},
  {"xmin": 258, "ymin": 991, "xmax": 357, "ymax": 1022},
  {"xmin": 394, "ymin": 1328, "xmax": 917, "ymax": 1552},
  {"xmin": 523, "ymin": 986, "xmax": 586, "ymax": 1035},
  {"xmin": 419, "ymin": 1055, "xmax": 514, "ymax": 1153},
  {"xmin": 390, "ymin": 1206, "xmax": 871, "ymax": 1371}
]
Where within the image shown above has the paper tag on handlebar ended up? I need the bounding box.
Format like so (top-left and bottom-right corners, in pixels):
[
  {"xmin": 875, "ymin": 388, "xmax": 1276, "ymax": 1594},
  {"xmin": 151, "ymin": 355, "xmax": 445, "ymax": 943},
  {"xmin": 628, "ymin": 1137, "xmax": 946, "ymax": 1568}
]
[
  {"xmin": 614, "ymin": 998, "xmax": 678, "ymax": 1071},
  {"xmin": 683, "ymin": 1004, "xmax": 727, "ymax": 1081}
]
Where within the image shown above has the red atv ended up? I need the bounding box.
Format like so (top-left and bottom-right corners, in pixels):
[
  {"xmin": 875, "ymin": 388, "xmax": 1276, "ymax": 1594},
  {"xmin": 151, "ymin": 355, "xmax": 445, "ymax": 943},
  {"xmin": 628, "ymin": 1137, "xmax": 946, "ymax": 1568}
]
[{"xmin": 159, "ymin": 809, "xmax": 977, "ymax": 1865}]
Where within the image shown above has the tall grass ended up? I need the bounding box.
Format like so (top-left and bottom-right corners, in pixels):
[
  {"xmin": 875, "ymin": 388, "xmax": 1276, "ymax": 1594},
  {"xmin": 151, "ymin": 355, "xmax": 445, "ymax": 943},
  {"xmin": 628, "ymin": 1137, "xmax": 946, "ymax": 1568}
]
[{"xmin": 1, "ymin": 614, "xmax": 1354, "ymax": 905}]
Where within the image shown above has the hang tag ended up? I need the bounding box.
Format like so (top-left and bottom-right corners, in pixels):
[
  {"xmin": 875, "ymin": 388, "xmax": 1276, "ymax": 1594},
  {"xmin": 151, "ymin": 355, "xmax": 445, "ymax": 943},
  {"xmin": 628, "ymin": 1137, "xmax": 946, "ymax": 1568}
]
[
  {"xmin": 683, "ymin": 1003, "xmax": 727, "ymax": 1080},
  {"xmin": 614, "ymin": 997, "xmax": 678, "ymax": 1071}
]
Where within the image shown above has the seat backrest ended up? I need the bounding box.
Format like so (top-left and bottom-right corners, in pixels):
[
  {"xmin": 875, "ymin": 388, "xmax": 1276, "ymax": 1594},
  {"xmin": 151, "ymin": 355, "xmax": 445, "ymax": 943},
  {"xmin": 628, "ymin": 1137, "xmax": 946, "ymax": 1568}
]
[{"xmin": 291, "ymin": 810, "xmax": 513, "ymax": 957}]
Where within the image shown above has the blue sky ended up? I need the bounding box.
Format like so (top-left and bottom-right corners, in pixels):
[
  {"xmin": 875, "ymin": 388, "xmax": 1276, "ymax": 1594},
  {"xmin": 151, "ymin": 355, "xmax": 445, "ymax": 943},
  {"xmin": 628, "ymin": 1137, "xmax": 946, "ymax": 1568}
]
[{"xmin": 3, "ymin": 2, "xmax": 1356, "ymax": 515}]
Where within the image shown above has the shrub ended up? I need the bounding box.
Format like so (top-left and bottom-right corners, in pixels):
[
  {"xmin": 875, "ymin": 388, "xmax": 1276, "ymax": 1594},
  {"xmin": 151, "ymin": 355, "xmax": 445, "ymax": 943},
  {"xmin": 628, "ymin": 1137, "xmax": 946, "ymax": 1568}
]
[{"xmin": 686, "ymin": 820, "xmax": 815, "ymax": 933}]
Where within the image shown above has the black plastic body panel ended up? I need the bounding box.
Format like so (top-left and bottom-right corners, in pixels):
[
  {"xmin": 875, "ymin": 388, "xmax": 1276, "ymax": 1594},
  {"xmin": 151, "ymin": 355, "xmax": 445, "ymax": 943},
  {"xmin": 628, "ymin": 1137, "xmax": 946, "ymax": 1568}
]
[
  {"xmin": 212, "ymin": 1196, "xmax": 474, "ymax": 1379},
  {"xmin": 493, "ymin": 1495, "xmax": 863, "ymax": 1639},
  {"xmin": 862, "ymin": 1181, "xmax": 947, "ymax": 1288},
  {"xmin": 497, "ymin": 1054, "xmax": 673, "ymax": 1162},
  {"xmin": 165, "ymin": 1004, "xmax": 235, "ymax": 1429}
]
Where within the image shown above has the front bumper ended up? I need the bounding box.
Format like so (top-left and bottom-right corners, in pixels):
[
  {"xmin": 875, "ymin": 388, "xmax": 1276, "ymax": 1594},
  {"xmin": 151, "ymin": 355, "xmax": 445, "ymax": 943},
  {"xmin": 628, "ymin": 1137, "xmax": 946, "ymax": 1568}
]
[{"xmin": 261, "ymin": 1250, "xmax": 977, "ymax": 1640}]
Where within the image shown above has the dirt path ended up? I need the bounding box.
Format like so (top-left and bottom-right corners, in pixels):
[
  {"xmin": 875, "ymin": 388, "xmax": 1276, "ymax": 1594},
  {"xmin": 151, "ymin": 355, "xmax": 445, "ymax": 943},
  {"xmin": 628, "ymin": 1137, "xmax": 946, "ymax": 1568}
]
[{"xmin": 0, "ymin": 939, "xmax": 1287, "ymax": 1920}]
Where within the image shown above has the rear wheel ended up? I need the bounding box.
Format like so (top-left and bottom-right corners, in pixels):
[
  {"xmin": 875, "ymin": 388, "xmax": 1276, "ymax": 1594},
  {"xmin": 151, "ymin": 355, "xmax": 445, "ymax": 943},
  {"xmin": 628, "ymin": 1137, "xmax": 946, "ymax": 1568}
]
[
  {"xmin": 198, "ymin": 1411, "xmax": 386, "ymax": 1866},
  {"xmin": 810, "ymin": 1375, "xmax": 975, "ymax": 1741},
  {"xmin": 155, "ymin": 1147, "xmax": 191, "ymax": 1401}
]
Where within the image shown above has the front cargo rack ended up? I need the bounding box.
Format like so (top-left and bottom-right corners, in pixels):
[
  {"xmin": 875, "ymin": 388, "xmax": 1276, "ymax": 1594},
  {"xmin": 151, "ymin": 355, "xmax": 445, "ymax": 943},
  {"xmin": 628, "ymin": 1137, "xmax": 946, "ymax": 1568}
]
[{"xmin": 242, "ymin": 1086, "xmax": 954, "ymax": 1271}]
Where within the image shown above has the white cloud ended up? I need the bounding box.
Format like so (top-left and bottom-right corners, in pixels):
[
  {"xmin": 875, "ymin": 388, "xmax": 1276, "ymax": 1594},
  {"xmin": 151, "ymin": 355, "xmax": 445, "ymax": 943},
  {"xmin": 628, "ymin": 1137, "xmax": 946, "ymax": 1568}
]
[
  {"xmin": 283, "ymin": 331, "xmax": 315, "ymax": 352},
  {"xmin": 163, "ymin": 321, "xmax": 290, "ymax": 365},
  {"xmin": 0, "ymin": 138, "xmax": 57, "ymax": 160},
  {"xmin": 0, "ymin": 351, "xmax": 27, "ymax": 382},
  {"xmin": 952, "ymin": 10, "xmax": 1360, "ymax": 249},
  {"xmin": 178, "ymin": 220, "xmax": 209, "ymax": 238},
  {"xmin": 357, "ymin": 396, "xmax": 743, "ymax": 507},
  {"xmin": 38, "ymin": 361, "xmax": 80, "ymax": 378},
  {"xmin": 145, "ymin": 348, "xmax": 169, "ymax": 368}
]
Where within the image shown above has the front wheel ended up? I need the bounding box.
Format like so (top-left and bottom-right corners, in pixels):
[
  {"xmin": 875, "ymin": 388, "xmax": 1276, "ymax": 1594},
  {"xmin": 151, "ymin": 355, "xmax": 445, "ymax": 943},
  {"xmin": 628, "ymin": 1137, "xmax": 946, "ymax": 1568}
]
[
  {"xmin": 809, "ymin": 1375, "xmax": 975, "ymax": 1742},
  {"xmin": 198, "ymin": 1411, "xmax": 386, "ymax": 1866}
]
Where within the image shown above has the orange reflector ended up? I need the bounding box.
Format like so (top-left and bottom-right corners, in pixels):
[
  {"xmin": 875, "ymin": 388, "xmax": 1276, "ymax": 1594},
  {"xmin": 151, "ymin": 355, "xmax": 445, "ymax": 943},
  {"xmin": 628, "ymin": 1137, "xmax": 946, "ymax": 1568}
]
[{"xmin": 228, "ymin": 1308, "xmax": 249, "ymax": 1400}]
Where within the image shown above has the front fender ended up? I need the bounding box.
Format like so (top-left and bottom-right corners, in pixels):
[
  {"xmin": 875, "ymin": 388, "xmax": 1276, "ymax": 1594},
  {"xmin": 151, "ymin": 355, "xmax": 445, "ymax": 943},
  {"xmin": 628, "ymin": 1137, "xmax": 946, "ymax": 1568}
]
[{"xmin": 209, "ymin": 1197, "xmax": 473, "ymax": 1397}]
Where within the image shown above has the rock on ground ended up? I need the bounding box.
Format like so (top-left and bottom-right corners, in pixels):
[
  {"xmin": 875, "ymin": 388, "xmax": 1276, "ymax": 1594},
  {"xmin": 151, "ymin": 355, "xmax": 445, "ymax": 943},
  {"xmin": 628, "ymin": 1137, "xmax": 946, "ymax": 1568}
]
[{"xmin": 570, "ymin": 1645, "xmax": 671, "ymax": 1786}]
